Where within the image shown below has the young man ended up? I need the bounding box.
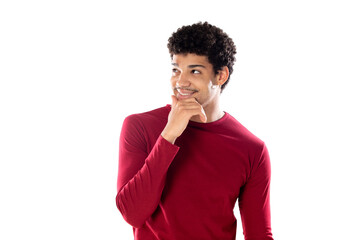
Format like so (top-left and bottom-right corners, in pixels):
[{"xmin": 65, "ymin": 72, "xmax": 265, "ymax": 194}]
[{"xmin": 116, "ymin": 22, "xmax": 274, "ymax": 240}]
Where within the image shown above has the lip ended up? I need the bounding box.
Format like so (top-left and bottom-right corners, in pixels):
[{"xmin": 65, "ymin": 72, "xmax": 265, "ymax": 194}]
[{"xmin": 176, "ymin": 89, "xmax": 197, "ymax": 100}]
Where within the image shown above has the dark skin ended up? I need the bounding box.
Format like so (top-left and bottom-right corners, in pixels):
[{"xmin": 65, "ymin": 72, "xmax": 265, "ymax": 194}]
[{"xmin": 161, "ymin": 53, "xmax": 229, "ymax": 144}]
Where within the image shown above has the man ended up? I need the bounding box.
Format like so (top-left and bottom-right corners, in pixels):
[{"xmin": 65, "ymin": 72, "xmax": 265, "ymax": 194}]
[{"xmin": 116, "ymin": 22, "xmax": 274, "ymax": 240}]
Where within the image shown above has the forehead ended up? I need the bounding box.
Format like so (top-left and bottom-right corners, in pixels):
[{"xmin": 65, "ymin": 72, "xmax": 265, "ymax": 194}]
[{"xmin": 171, "ymin": 53, "xmax": 212, "ymax": 67}]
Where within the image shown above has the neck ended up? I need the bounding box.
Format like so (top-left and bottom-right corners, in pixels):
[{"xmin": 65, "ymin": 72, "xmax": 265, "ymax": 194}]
[{"xmin": 190, "ymin": 97, "xmax": 224, "ymax": 123}]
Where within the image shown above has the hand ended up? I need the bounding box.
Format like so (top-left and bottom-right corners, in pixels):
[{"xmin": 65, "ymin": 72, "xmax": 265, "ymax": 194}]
[{"xmin": 161, "ymin": 95, "xmax": 207, "ymax": 144}]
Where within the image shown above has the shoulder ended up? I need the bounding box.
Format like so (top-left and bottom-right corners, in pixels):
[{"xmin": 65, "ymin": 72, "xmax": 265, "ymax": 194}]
[
  {"xmin": 224, "ymin": 114, "xmax": 270, "ymax": 171},
  {"xmin": 121, "ymin": 105, "xmax": 170, "ymax": 140},
  {"xmin": 124, "ymin": 105, "xmax": 170, "ymax": 126},
  {"xmin": 225, "ymin": 113, "xmax": 266, "ymax": 151}
]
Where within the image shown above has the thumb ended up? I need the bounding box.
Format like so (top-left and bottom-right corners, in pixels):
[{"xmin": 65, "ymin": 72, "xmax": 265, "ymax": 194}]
[
  {"xmin": 171, "ymin": 95, "xmax": 178, "ymax": 107},
  {"xmin": 200, "ymin": 107, "xmax": 207, "ymax": 123}
]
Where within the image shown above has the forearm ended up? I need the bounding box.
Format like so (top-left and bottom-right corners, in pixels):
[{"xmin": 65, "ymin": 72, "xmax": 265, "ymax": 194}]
[{"xmin": 116, "ymin": 135, "xmax": 179, "ymax": 228}]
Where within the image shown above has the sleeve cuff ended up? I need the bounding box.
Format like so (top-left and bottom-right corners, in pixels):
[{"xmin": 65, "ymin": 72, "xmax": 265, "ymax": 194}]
[{"xmin": 145, "ymin": 135, "xmax": 180, "ymax": 171}]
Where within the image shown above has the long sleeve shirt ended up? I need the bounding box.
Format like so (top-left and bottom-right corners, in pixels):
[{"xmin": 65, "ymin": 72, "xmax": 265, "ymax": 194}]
[{"xmin": 116, "ymin": 105, "xmax": 273, "ymax": 240}]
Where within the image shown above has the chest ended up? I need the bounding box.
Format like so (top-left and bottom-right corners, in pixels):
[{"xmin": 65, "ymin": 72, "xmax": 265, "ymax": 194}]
[{"xmin": 166, "ymin": 128, "xmax": 250, "ymax": 202}]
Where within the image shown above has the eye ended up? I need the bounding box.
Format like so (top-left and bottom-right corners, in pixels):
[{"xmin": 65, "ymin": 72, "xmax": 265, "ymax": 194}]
[
  {"xmin": 191, "ymin": 70, "xmax": 201, "ymax": 74},
  {"xmin": 172, "ymin": 68, "xmax": 180, "ymax": 75}
]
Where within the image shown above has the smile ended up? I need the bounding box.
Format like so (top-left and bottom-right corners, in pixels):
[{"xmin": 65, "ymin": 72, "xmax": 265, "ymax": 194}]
[
  {"xmin": 176, "ymin": 89, "xmax": 198, "ymax": 99},
  {"xmin": 179, "ymin": 92, "xmax": 193, "ymax": 96}
]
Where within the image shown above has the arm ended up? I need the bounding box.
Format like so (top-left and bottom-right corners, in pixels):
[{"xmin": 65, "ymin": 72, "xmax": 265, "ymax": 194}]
[
  {"xmin": 116, "ymin": 115, "xmax": 179, "ymax": 228},
  {"xmin": 238, "ymin": 143, "xmax": 274, "ymax": 240},
  {"xmin": 116, "ymin": 96, "xmax": 206, "ymax": 228}
]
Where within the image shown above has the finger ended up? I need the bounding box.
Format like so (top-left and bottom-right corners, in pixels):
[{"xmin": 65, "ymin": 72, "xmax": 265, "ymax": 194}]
[
  {"xmin": 176, "ymin": 100, "xmax": 207, "ymax": 122},
  {"xmin": 176, "ymin": 97, "xmax": 198, "ymax": 103},
  {"xmin": 186, "ymin": 107, "xmax": 207, "ymax": 123},
  {"xmin": 199, "ymin": 106, "xmax": 207, "ymax": 123},
  {"xmin": 188, "ymin": 98, "xmax": 206, "ymax": 122},
  {"xmin": 171, "ymin": 95, "xmax": 178, "ymax": 107},
  {"xmin": 176, "ymin": 102, "xmax": 203, "ymax": 110}
]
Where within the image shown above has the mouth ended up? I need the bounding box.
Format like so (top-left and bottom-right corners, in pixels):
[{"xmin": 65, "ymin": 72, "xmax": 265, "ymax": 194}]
[{"xmin": 175, "ymin": 88, "xmax": 198, "ymax": 99}]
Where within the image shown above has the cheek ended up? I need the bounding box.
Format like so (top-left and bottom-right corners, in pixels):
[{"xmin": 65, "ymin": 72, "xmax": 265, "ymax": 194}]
[
  {"xmin": 170, "ymin": 78, "xmax": 178, "ymax": 91},
  {"xmin": 204, "ymin": 79, "xmax": 214, "ymax": 89}
]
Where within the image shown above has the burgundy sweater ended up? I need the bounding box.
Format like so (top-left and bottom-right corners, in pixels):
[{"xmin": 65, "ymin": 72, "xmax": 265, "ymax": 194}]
[{"xmin": 116, "ymin": 105, "xmax": 273, "ymax": 240}]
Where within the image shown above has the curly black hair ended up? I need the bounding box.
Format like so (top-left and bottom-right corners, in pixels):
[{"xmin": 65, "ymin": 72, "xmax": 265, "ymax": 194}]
[{"xmin": 167, "ymin": 22, "xmax": 237, "ymax": 92}]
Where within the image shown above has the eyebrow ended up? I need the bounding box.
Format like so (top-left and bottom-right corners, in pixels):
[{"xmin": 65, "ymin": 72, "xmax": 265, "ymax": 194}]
[{"xmin": 171, "ymin": 63, "xmax": 206, "ymax": 69}]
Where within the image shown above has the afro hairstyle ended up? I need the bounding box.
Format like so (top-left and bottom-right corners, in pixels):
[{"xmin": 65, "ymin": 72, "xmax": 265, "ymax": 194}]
[{"xmin": 167, "ymin": 21, "xmax": 237, "ymax": 92}]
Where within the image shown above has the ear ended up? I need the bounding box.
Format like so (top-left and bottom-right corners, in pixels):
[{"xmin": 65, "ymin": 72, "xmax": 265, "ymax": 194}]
[{"xmin": 216, "ymin": 66, "xmax": 229, "ymax": 86}]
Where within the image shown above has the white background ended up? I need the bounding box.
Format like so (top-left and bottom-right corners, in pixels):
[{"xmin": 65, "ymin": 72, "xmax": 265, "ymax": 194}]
[{"xmin": 1, "ymin": 0, "xmax": 359, "ymax": 239}]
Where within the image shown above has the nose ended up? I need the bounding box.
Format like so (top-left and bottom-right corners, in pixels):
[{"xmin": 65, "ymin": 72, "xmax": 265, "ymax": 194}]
[{"xmin": 176, "ymin": 72, "xmax": 191, "ymax": 87}]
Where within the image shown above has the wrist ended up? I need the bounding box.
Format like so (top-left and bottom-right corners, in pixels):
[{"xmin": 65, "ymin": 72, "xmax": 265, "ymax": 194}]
[{"xmin": 161, "ymin": 130, "xmax": 177, "ymax": 144}]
